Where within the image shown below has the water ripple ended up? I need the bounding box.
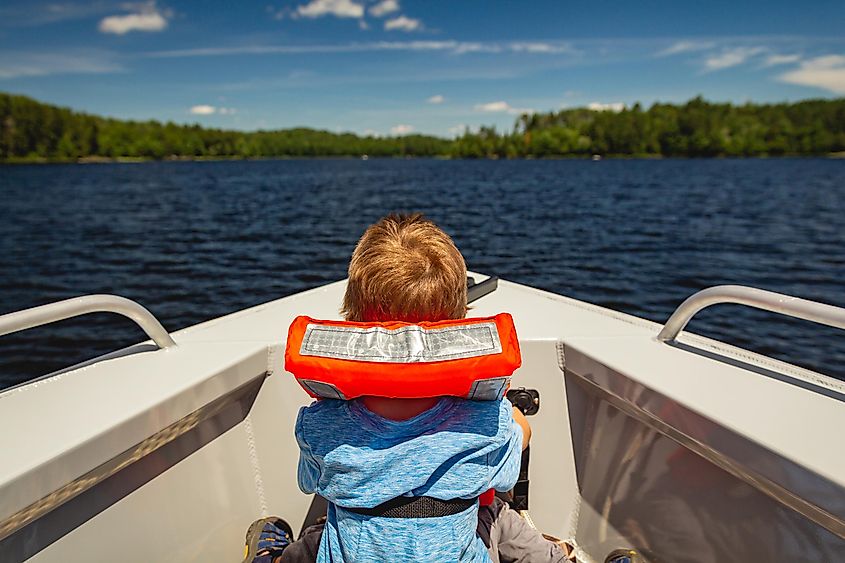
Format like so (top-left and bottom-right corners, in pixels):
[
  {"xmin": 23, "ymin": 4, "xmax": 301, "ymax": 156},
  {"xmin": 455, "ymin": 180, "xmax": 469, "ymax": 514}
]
[{"xmin": 1, "ymin": 158, "xmax": 844, "ymax": 387}]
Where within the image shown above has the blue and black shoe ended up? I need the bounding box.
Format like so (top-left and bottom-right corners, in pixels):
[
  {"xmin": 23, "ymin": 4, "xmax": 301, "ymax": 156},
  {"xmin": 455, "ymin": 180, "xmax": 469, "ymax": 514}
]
[
  {"xmin": 605, "ymin": 548, "xmax": 645, "ymax": 563},
  {"xmin": 242, "ymin": 517, "xmax": 293, "ymax": 563}
]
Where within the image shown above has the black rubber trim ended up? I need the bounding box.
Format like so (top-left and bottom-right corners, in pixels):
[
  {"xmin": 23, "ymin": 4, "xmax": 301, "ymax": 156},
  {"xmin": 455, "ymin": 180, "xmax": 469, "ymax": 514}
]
[{"xmin": 467, "ymin": 276, "xmax": 499, "ymax": 304}]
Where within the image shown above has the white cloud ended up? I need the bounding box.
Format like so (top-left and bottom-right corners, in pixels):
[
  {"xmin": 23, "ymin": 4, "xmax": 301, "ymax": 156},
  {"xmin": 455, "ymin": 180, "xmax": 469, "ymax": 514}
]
[
  {"xmin": 390, "ymin": 124, "xmax": 414, "ymax": 135},
  {"xmin": 779, "ymin": 55, "xmax": 845, "ymax": 95},
  {"xmin": 0, "ymin": 50, "xmax": 122, "ymax": 78},
  {"xmin": 703, "ymin": 46, "xmax": 766, "ymax": 71},
  {"xmin": 475, "ymin": 101, "xmax": 509, "ymax": 112},
  {"xmin": 190, "ymin": 105, "xmax": 236, "ymax": 115},
  {"xmin": 295, "ymin": 0, "xmax": 364, "ymax": 19},
  {"xmin": 453, "ymin": 42, "xmax": 498, "ymax": 54},
  {"xmin": 509, "ymin": 42, "xmax": 572, "ymax": 54},
  {"xmin": 656, "ymin": 40, "xmax": 714, "ymax": 57},
  {"xmin": 190, "ymin": 105, "xmax": 216, "ymax": 115},
  {"xmin": 385, "ymin": 15, "xmax": 420, "ymax": 31},
  {"xmin": 98, "ymin": 2, "xmax": 168, "ymax": 35},
  {"xmin": 145, "ymin": 40, "xmax": 580, "ymax": 58},
  {"xmin": 358, "ymin": 19, "xmax": 369, "ymax": 30},
  {"xmin": 474, "ymin": 101, "xmax": 533, "ymax": 115},
  {"xmin": 427, "ymin": 94, "xmax": 444, "ymax": 104},
  {"xmin": 369, "ymin": 0, "xmax": 399, "ymax": 17},
  {"xmin": 0, "ymin": 3, "xmax": 114, "ymax": 27},
  {"xmin": 588, "ymin": 102, "xmax": 626, "ymax": 112},
  {"xmin": 448, "ymin": 124, "xmax": 468, "ymax": 137},
  {"xmin": 763, "ymin": 53, "xmax": 801, "ymax": 67},
  {"xmin": 363, "ymin": 128, "xmax": 381, "ymax": 137}
]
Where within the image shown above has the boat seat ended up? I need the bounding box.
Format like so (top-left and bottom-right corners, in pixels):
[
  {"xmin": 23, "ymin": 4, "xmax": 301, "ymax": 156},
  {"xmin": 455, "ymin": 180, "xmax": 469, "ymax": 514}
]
[{"xmin": 300, "ymin": 495, "xmax": 328, "ymax": 535}]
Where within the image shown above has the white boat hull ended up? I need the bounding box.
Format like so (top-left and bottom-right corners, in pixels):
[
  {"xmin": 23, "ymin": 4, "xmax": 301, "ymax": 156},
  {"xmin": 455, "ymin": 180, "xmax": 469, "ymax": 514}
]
[{"xmin": 2, "ymin": 276, "xmax": 843, "ymax": 561}]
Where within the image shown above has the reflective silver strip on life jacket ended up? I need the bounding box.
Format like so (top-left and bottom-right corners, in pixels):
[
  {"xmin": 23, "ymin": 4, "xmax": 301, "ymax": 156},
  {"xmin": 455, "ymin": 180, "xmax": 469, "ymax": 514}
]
[{"xmin": 300, "ymin": 321, "xmax": 502, "ymax": 363}]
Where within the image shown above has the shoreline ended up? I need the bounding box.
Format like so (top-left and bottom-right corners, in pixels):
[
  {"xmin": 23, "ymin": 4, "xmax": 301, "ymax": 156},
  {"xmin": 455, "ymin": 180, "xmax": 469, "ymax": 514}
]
[{"xmin": 2, "ymin": 153, "xmax": 844, "ymax": 165}]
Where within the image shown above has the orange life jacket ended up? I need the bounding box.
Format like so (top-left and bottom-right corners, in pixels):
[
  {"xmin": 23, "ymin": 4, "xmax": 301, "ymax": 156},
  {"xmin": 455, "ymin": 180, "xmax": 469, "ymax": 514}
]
[{"xmin": 284, "ymin": 313, "xmax": 521, "ymax": 400}]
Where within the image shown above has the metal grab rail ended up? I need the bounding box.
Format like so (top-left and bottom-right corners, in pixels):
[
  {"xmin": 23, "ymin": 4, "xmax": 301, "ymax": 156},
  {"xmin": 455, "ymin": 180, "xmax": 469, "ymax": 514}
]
[
  {"xmin": 657, "ymin": 285, "xmax": 845, "ymax": 343},
  {"xmin": 0, "ymin": 294, "xmax": 176, "ymax": 349}
]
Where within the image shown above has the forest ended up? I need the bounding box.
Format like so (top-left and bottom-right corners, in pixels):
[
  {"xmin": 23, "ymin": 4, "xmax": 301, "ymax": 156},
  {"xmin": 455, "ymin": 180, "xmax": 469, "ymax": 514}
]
[
  {"xmin": 2, "ymin": 92, "xmax": 844, "ymax": 161},
  {"xmin": 0, "ymin": 93, "xmax": 450, "ymax": 160},
  {"xmin": 452, "ymin": 97, "xmax": 845, "ymax": 158}
]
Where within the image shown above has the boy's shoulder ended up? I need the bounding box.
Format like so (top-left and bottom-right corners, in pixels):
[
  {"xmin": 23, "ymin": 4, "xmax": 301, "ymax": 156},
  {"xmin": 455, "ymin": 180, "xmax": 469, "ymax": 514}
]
[
  {"xmin": 296, "ymin": 397, "xmax": 514, "ymax": 444},
  {"xmin": 298, "ymin": 396, "xmax": 511, "ymax": 421},
  {"xmin": 296, "ymin": 399, "xmax": 348, "ymax": 434},
  {"xmin": 299, "ymin": 398, "xmax": 345, "ymax": 416}
]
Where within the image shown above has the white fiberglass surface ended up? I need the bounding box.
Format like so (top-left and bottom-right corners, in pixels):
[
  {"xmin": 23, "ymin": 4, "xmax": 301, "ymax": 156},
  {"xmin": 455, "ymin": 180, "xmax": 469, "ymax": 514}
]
[
  {"xmin": 6, "ymin": 275, "xmax": 845, "ymax": 562},
  {"xmin": 563, "ymin": 342, "xmax": 845, "ymax": 561}
]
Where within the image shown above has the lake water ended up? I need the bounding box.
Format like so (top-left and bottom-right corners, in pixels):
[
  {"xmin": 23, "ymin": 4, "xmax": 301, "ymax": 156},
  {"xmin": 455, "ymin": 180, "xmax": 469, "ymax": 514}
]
[{"xmin": 1, "ymin": 158, "xmax": 844, "ymax": 388}]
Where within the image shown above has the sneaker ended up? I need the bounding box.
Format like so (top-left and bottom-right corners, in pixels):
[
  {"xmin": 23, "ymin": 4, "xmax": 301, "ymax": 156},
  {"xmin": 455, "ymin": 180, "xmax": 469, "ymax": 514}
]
[
  {"xmin": 242, "ymin": 517, "xmax": 294, "ymax": 563},
  {"xmin": 605, "ymin": 548, "xmax": 645, "ymax": 563}
]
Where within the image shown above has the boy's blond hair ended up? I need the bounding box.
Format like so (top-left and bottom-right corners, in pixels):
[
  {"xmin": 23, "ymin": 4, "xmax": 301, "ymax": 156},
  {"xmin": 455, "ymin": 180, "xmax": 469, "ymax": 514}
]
[{"xmin": 341, "ymin": 213, "xmax": 467, "ymax": 322}]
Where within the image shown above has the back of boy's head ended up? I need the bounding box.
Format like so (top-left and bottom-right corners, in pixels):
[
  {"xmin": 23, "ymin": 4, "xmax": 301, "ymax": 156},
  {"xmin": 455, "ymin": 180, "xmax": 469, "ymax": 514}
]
[{"xmin": 341, "ymin": 213, "xmax": 468, "ymax": 323}]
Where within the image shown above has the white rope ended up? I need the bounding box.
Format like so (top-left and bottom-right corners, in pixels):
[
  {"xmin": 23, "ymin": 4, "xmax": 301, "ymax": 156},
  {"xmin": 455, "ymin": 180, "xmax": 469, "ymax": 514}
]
[{"xmin": 243, "ymin": 414, "xmax": 268, "ymax": 517}]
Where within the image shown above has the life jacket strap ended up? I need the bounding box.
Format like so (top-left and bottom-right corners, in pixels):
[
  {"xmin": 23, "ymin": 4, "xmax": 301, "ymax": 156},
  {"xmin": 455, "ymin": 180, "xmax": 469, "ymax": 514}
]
[{"xmin": 344, "ymin": 496, "xmax": 476, "ymax": 518}]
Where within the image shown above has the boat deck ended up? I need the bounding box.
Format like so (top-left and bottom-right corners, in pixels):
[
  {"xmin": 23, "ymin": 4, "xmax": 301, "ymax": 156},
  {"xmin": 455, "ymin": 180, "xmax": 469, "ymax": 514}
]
[{"xmin": 2, "ymin": 275, "xmax": 844, "ymax": 561}]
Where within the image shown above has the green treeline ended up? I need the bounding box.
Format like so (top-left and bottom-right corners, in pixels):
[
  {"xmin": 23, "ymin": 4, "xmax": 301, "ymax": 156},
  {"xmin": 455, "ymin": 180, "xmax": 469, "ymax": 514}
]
[
  {"xmin": 453, "ymin": 97, "xmax": 845, "ymax": 158},
  {"xmin": 2, "ymin": 92, "xmax": 845, "ymax": 162},
  {"xmin": 0, "ymin": 92, "xmax": 450, "ymax": 161}
]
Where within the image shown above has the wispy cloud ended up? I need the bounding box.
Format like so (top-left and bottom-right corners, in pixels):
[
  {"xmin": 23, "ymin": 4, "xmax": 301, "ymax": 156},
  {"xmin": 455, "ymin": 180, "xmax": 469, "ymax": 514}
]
[
  {"xmin": 293, "ymin": 0, "xmax": 363, "ymax": 19},
  {"xmin": 474, "ymin": 100, "xmax": 533, "ymax": 115},
  {"xmin": 656, "ymin": 40, "xmax": 715, "ymax": 57},
  {"xmin": 190, "ymin": 104, "xmax": 236, "ymax": 115},
  {"xmin": 384, "ymin": 15, "xmax": 420, "ymax": 32},
  {"xmin": 426, "ymin": 94, "xmax": 444, "ymax": 104},
  {"xmin": 509, "ymin": 42, "xmax": 573, "ymax": 54},
  {"xmin": 587, "ymin": 101, "xmax": 625, "ymax": 112},
  {"xmin": 779, "ymin": 54, "xmax": 845, "ymax": 94},
  {"xmin": 390, "ymin": 123, "xmax": 414, "ymax": 135},
  {"xmin": 213, "ymin": 63, "xmax": 525, "ymax": 92},
  {"xmin": 0, "ymin": 50, "xmax": 122, "ymax": 79},
  {"xmin": 450, "ymin": 42, "xmax": 500, "ymax": 54},
  {"xmin": 369, "ymin": 0, "xmax": 399, "ymax": 17},
  {"xmin": 703, "ymin": 46, "xmax": 766, "ymax": 71},
  {"xmin": 763, "ymin": 53, "xmax": 801, "ymax": 67},
  {"xmin": 145, "ymin": 40, "xmax": 576, "ymax": 58},
  {"xmin": 475, "ymin": 101, "xmax": 509, "ymax": 112},
  {"xmin": 0, "ymin": 1, "xmax": 114, "ymax": 27},
  {"xmin": 99, "ymin": 2, "xmax": 169, "ymax": 35}
]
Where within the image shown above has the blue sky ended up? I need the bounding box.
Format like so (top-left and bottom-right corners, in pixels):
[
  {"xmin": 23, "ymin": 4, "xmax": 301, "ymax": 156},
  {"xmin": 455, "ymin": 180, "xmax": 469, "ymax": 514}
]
[{"xmin": 1, "ymin": 0, "xmax": 844, "ymax": 137}]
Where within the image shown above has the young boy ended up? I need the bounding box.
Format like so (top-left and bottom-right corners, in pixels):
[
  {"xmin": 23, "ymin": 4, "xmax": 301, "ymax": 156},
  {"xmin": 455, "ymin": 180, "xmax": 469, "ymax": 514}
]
[{"xmin": 246, "ymin": 214, "xmax": 568, "ymax": 563}]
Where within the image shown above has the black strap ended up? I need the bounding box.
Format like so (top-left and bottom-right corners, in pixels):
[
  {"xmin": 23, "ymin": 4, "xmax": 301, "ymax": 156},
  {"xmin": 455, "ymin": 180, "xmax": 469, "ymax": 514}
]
[{"xmin": 345, "ymin": 496, "xmax": 476, "ymax": 518}]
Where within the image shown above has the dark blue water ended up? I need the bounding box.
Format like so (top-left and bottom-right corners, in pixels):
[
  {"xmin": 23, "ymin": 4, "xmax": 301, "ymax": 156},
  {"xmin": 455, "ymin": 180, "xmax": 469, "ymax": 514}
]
[{"xmin": 1, "ymin": 158, "xmax": 844, "ymax": 388}]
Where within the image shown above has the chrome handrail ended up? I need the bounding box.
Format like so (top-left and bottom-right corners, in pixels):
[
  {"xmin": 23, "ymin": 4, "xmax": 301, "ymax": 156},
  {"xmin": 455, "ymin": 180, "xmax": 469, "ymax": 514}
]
[
  {"xmin": 0, "ymin": 294, "xmax": 176, "ymax": 349},
  {"xmin": 657, "ymin": 285, "xmax": 845, "ymax": 343}
]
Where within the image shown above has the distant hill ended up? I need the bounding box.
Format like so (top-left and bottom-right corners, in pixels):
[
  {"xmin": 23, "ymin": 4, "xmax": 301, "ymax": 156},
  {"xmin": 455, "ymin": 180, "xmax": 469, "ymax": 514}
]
[{"xmin": 2, "ymin": 92, "xmax": 844, "ymax": 161}]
